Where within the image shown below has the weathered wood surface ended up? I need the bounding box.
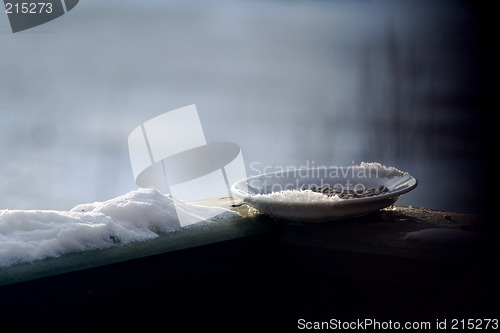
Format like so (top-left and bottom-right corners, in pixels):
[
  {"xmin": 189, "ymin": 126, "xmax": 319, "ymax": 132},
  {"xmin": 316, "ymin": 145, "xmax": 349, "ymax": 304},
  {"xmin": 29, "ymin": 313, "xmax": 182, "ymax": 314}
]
[
  {"xmin": 202, "ymin": 196, "xmax": 494, "ymax": 261},
  {"xmin": 0, "ymin": 196, "xmax": 493, "ymax": 287}
]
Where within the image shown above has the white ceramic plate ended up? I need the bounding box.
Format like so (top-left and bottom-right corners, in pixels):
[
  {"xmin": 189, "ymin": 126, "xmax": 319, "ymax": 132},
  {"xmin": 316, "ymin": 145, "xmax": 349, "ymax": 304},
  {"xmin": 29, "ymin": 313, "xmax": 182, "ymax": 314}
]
[{"xmin": 231, "ymin": 163, "xmax": 417, "ymax": 222}]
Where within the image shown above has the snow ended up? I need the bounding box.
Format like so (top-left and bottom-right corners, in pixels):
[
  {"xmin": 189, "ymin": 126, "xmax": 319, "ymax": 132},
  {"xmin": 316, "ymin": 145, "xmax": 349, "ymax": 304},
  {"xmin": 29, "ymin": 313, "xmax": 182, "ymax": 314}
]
[
  {"xmin": 0, "ymin": 189, "xmax": 239, "ymax": 268},
  {"xmin": 358, "ymin": 162, "xmax": 407, "ymax": 177},
  {"xmin": 252, "ymin": 190, "xmax": 343, "ymax": 203}
]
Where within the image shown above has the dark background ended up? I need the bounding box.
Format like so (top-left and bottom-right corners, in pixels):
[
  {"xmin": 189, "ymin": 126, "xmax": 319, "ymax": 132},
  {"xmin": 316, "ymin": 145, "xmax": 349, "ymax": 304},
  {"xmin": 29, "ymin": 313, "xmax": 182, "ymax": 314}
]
[{"xmin": 0, "ymin": 0, "xmax": 493, "ymax": 214}]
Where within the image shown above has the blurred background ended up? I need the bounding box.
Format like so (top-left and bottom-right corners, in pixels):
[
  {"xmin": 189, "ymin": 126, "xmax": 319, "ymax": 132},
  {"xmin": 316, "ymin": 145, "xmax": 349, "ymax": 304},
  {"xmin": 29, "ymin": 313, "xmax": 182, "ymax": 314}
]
[{"xmin": 0, "ymin": 0, "xmax": 491, "ymax": 213}]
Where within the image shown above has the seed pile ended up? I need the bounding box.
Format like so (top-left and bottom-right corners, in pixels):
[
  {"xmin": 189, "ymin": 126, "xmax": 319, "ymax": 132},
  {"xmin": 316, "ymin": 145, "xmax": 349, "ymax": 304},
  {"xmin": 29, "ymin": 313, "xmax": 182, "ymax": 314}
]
[{"xmin": 301, "ymin": 184, "xmax": 389, "ymax": 199}]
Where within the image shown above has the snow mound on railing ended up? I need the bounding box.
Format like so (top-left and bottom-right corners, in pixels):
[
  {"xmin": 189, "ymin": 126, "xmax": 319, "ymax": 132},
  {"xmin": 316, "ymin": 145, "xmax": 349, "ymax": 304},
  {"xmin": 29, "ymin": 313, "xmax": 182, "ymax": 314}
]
[{"xmin": 0, "ymin": 189, "xmax": 239, "ymax": 267}]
